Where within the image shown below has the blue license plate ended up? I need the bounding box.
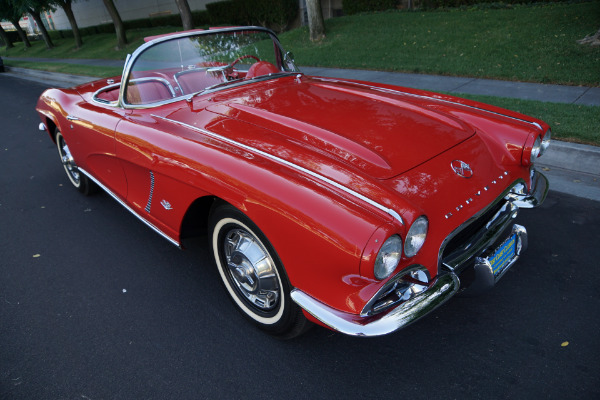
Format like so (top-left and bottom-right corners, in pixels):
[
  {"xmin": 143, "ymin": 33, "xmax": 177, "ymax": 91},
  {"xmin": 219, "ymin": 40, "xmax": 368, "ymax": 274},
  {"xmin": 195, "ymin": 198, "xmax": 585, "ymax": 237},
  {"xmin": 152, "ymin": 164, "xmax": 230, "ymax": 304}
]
[{"xmin": 489, "ymin": 233, "xmax": 517, "ymax": 277}]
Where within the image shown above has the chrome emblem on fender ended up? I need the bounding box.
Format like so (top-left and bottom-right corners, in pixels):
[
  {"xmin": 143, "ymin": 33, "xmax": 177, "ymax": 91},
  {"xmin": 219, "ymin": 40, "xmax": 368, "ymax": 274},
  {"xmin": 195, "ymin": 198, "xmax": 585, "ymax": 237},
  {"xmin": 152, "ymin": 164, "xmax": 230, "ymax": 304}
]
[
  {"xmin": 161, "ymin": 200, "xmax": 173, "ymax": 210},
  {"xmin": 451, "ymin": 160, "xmax": 473, "ymax": 178}
]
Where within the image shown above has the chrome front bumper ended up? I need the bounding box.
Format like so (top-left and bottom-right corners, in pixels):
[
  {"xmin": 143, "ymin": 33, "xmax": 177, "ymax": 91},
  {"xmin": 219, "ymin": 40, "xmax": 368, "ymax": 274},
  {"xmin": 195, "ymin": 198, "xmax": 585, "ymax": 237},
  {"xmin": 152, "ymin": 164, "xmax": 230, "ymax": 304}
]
[
  {"xmin": 291, "ymin": 171, "xmax": 548, "ymax": 337},
  {"xmin": 291, "ymin": 272, "xmax": 459, "ymax": 337}
]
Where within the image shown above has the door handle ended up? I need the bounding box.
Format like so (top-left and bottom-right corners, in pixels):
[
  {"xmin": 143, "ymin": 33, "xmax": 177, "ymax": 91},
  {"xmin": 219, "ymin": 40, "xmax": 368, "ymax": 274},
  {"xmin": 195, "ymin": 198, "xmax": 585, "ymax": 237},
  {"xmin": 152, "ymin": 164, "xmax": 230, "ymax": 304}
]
[{"xmin": 66, "ymin": 115, "xmax": 79, "ymax": 121}]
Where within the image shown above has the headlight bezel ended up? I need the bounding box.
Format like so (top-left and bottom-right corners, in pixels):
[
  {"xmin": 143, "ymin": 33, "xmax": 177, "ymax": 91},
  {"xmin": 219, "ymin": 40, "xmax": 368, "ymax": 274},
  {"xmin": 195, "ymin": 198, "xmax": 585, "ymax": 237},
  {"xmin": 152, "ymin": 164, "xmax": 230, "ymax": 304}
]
[
  {"xmin": 540, "ymin": 129, "xmax": 551, "ymax": 156},
  {"xmin": 404, "ymin": 216, "xmax": 428, "ymax": 258},
  {"xmin": 374, "ymin": 235, "xmax": 403, "ymax": 281},
  {"xmin": 523, "ymin": 129, "xmax": 551, "ymax": 166}
]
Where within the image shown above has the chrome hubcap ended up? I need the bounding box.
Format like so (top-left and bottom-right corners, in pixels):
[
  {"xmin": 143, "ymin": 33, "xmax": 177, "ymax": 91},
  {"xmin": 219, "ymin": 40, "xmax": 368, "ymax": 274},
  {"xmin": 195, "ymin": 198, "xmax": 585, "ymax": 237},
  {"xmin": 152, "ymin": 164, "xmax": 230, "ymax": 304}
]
[
  {"xmin": 58, "ymin": 137, "xmax": 80, "ymax": 184},
  {"xmin": 224, "ymin": 229, "xmax": 280, "ymax": 311}
]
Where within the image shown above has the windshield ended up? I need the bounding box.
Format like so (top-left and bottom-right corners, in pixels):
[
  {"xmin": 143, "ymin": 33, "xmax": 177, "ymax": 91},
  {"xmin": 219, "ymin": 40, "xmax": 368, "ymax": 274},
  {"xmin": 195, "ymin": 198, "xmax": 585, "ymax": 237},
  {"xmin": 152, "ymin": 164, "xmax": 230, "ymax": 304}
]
[{"xmin": 123, "ymin": 28, "xmax": 299, "ymax": 107}]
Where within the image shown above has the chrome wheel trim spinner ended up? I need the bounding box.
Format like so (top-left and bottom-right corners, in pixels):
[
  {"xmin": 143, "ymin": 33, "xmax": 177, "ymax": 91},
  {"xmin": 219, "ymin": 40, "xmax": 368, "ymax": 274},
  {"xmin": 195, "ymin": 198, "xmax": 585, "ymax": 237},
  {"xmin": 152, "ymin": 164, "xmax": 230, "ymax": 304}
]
[{"xmin": 223, "ymin": 228, "xmax": 280, "ymax": 311}]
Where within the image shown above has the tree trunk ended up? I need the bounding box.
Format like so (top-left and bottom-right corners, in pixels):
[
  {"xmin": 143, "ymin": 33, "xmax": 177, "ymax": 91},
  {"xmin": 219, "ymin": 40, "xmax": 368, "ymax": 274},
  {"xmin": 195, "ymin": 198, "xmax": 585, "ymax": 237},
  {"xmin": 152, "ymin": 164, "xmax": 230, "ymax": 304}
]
[
  {"xmin": 306, "ymin": 0, "xmax": 325, "ymax": 42},
  {"xmin": 28, "ymin": 9, "xmax": 54, "ymax": 50},
  {"xmin": 60, "ymin": 0, "xmax": 83, "ymax": 48},
  {"xmin": 0, "ymin": 24, "xmax": 14, "ymax": 49},
  {"xmin": 174, "ymin": 0, "xmax": 194, "ymax": 31},
  {"xmin": 102, "ymin": 0, "xmax": 128, "ymax": 50},
  {"xmin": 9, "ymin": 17, "xmax": 31, "ymax": 48},
  {"xmin": 577, "ymin": 27, "xmax": 600, "ymax": 46}
]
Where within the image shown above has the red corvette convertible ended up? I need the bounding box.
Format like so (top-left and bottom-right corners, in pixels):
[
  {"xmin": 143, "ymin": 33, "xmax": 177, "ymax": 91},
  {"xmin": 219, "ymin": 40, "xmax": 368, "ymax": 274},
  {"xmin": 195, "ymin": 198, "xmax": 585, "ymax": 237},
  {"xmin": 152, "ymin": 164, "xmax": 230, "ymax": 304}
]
[{"xmin": 36, "ymin": 27, "xmax": 550, "ymax": 337}]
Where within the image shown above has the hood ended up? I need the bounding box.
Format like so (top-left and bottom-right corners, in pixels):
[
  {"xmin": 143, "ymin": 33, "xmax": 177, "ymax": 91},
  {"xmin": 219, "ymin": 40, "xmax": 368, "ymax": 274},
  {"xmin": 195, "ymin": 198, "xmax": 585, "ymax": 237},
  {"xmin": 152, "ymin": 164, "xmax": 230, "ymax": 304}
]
[{"xmin": 200, "ymin": 76, "xmax": 475, "ymax": 179}]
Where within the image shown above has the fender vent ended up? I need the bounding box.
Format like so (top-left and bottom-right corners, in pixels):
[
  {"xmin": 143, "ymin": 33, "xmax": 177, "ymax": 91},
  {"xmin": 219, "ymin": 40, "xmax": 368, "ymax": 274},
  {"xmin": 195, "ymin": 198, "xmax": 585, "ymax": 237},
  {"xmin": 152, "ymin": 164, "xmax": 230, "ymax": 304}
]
[{"xmin": 145, "ymin": 171, "xmax": 155, "ymax": 213}]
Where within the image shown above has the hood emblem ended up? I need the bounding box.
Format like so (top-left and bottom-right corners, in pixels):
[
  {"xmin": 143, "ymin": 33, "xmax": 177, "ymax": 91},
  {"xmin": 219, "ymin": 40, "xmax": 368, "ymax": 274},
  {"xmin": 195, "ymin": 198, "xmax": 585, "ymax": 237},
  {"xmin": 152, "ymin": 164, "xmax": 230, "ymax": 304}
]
[{"xmin": 451, "ymin": 160, "xmax": 473, "ymax": 178}]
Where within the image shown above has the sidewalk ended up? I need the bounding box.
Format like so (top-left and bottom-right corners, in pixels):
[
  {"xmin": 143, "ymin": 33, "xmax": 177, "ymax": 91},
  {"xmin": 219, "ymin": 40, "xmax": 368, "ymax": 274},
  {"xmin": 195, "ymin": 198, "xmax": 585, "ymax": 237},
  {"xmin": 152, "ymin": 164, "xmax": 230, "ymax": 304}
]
[
  {"xmin": 5, "ymin": 56, "xmax": 600, "ymax": 106},
  {"xmin": 3, "ymin": 57, "xmax": 599, "ymax": 201}
]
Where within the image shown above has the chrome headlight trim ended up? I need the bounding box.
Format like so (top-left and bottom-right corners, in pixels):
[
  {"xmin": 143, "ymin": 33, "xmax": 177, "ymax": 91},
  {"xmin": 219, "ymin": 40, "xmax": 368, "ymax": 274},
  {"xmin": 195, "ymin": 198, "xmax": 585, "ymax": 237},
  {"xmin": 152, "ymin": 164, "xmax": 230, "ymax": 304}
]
[
  {"xmin": 530, "ymin": 135, "xmax": 542, "ymax": 163},
  {"xmin": 361, "ymin": 264, "xmax": 431, "ymax": 317},
  {"xmin": 540, "ymin": 129, "xmax": 551, "ymax": 156},
  {"xmin": 405, "ymin": 216, "xmax": 428, "ymax": 258},
  {"xmin": 374, "ymin": 235, "xmax": 403, "ymax": 281}
]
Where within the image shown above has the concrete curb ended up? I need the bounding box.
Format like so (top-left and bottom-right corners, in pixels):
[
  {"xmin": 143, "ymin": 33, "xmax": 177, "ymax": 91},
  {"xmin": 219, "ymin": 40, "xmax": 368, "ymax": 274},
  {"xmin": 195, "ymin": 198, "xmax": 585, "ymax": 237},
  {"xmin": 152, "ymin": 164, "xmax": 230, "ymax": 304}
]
[{"xmin": 5, "ymin": 66, "xmax": 96, "ymax": 87}]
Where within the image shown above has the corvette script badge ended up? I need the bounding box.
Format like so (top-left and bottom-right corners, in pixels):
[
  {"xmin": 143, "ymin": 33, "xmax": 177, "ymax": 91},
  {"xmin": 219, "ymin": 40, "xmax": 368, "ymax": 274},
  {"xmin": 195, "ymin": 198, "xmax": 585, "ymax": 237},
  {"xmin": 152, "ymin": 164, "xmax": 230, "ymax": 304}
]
[{"xmin": 451, "ymin": 160, "xmax": 473, "ymax": 178}]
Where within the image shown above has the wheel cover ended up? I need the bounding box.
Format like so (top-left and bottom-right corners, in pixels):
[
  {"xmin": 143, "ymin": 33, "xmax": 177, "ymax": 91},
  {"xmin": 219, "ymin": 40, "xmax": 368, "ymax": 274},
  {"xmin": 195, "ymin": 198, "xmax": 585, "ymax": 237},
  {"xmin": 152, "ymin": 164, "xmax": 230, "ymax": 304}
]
[
  {"xmin": 223, "ymin": 228, "xmax": 280, "ymax": 311},
  {"xmin": 57, "ymin": 134, "xmax": 80, "ymax": 186}
]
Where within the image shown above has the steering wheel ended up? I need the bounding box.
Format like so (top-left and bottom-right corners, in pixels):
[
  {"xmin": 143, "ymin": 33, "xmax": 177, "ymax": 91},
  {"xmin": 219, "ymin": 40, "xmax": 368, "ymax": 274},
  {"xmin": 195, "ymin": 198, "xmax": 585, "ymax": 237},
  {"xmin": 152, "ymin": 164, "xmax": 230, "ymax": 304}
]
[
  {"xmin": 206, "ymin": 55, "xmax": 260, "ymax": 80},
  {"xmin": 230, "ymin": 54, "xmax": 260, "ymax": 68}
]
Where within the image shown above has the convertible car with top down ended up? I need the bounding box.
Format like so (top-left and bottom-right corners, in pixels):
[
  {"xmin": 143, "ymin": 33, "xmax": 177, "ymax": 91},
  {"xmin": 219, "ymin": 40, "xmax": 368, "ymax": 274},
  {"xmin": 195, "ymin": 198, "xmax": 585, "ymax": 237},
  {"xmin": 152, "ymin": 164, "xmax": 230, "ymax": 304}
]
[{"xmin": 36, "ymin": 26, "xmax": 550, "ymax": 338}]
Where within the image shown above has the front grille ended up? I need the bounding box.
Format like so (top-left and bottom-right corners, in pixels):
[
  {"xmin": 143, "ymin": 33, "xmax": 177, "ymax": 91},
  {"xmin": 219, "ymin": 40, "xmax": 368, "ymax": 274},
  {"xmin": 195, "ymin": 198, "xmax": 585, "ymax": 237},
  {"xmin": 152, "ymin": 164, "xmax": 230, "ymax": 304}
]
[
  {"xmin": 440, "ymin": 198, "xmax": 515, "ymax": 273},
  {"xmin": 443, "ymin": 200, "xmax": 505, "ymax": 257}
]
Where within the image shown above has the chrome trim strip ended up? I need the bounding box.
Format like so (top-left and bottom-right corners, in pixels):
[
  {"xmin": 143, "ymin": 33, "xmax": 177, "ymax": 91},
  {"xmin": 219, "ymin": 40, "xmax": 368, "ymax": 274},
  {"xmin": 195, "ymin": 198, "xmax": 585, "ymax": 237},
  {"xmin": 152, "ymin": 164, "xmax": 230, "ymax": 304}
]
[
  {"xmin": 93, "ymin": 78, "xmax": 176, "ymax": 106},
  {"xmin": 291, "ymin": 272, "xmax": 459, "ymax": 337},
  {"xmin": 92, "ymin": 82, "xmax": 121, "ymax": 105},
  {"xmin": 78, "ymin": 168, "xmax": 180, "ymax": 248},
  {"xmin": 313, "ymin": 77, "xmax": 545, "ymax": 131},
  {"xmin": 151, "ymin": 115, "xmax": 404, "ymax": 225}
]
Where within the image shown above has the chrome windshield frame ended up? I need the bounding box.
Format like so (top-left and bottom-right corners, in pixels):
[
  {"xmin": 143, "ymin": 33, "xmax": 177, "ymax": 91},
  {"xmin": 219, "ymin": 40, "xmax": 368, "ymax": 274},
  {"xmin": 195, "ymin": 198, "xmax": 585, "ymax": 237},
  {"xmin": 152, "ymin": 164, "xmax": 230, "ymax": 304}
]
[{"xmin": 117, "ymin": 26, "xmax": 299, "ymax": 110}]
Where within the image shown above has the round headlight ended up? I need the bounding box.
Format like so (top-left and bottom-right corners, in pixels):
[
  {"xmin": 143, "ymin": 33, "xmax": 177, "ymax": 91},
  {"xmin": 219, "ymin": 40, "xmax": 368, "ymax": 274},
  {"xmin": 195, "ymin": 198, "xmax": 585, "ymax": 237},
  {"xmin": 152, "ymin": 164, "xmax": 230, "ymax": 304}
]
[
  {"xmin": 405, "ymin": 216, "xmax": 428, "ymax": 258},
  {"xmin": 374, "ymin": 235, "xmax": 402, "ymax": 280},
  {"xmin": 540, "ymin": 129, "xmax": 551, "ymax": 156},
  {"xmin": 530, "ymin": 135, "xmax": 542, "ymax": 164}
]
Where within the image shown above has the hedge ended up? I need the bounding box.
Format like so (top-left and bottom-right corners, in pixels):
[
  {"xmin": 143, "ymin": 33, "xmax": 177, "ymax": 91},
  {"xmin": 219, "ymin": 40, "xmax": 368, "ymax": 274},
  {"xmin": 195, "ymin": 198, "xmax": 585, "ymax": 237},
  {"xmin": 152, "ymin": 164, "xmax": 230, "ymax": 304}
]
[
  {"xmin": 343, "ymin": 0, "xmax": 398, "ymax": 15},
  {"xmin": 206, "ymin": 0, "xmax": 297, "ymax": 31}
]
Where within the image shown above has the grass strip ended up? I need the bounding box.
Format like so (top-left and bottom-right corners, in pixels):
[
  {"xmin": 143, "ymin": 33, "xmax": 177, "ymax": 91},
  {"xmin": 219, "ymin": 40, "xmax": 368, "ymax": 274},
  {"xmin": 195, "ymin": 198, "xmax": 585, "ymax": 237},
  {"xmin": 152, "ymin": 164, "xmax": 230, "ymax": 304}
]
[
  {"xmin": 451, "ymin": 93, "xmax": 599, "ymax": 146},
  {"xmin": 5, "ymin": 60, "xmax": 122, "ymax": 78}
]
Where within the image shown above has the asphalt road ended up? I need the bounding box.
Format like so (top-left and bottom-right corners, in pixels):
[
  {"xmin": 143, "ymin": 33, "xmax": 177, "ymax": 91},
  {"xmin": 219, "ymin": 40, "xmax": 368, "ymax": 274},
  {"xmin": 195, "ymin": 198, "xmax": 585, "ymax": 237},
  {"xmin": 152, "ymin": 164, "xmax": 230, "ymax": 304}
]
[{"xmin": 1, "ymin": 75, "xmax": 599, "ymax": 400}]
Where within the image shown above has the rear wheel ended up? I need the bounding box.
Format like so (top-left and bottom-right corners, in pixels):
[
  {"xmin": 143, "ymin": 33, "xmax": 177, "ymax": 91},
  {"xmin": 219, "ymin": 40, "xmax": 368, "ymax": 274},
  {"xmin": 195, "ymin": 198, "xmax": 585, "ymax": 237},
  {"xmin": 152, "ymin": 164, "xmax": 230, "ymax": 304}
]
[
  {"xmin": 209, "ymin": 204, "xmax": 310, "ymax": 338},
  {"xmin": 55, "ymin": 129, "xmax": 95, "ymax": 195}
]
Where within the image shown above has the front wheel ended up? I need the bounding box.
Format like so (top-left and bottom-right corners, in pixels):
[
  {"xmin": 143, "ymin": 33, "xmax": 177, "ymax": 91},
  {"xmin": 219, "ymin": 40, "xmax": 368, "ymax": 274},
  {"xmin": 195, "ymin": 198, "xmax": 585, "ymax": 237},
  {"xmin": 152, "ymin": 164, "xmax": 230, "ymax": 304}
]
[
  {"xmin": 209, "ymin": 204, "xmax": 310, "ymax": 338},
  {"xmin": 55, "ymin": 129, "xmax": 96, "ymax": 195}
]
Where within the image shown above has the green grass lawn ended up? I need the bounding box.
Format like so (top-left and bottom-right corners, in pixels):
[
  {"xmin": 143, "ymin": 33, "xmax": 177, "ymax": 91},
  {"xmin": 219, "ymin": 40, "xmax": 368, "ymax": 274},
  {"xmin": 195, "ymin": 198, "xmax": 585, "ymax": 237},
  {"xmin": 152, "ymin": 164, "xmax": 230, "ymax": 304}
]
[
  {"xmin": 1, "ymin": 26, "xmax": 176, "ymax": 61},
  {"xmin": 279, "ymin": 1, "xmax": 600, "ymax": 86}
]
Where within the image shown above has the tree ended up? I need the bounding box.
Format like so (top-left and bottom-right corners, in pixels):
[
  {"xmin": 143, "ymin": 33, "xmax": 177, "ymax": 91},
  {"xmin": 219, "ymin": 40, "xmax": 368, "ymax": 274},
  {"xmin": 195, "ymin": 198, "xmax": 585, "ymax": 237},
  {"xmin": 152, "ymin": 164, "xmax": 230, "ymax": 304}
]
[
  {"xmin": 174, "ymin": 0, "xmax": 193, "ymax": 31},
  {"xmin": 17, "ymin": 0, "xmax": 55, "ymax": 49},
  {"xmin": 0, "ymin": 24, "xmax": 15, "ymax": 48},
  {"xmin": 305, "ymin": 0, "xmax": 324, "ymax": 41},
  {"xmin": 0, "ymin": 0, "xmax": 30, "ymax": 48},
  {"xmin": 52, "ymin": 0, "xmax": 82, "ymax": 48},
  {"xmin": 102, "ymin": 0, "xmax": 127, "ymax": 49}
]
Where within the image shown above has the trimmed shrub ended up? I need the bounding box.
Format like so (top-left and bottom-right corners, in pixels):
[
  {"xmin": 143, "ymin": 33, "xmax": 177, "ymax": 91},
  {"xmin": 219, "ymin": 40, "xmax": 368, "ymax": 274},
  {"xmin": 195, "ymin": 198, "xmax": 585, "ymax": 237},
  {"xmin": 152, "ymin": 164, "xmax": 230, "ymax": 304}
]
[
  {"xmin": 343, "ymin": 0, "xmax": 399, "ymax": 14},
  {"xmin": 206, "ymin": 0, "xmax": 298, "ymax": 31}
]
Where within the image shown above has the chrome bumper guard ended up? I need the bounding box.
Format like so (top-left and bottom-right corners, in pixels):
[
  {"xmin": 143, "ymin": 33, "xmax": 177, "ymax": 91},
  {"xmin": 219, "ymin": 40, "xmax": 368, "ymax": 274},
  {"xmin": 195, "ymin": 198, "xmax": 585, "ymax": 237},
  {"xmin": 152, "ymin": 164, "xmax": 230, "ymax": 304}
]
[{"xmin": 291, "ymin": 273, "xmax": 459, "ymax": 337}]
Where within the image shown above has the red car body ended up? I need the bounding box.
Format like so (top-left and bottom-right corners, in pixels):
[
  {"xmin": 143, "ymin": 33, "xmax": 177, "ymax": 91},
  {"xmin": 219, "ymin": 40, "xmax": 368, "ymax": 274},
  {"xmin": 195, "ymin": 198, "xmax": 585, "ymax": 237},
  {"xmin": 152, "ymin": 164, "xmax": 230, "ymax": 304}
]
[{"xmin": 36, "ymin": 27, "xmax": 550, "ymax": 337}]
